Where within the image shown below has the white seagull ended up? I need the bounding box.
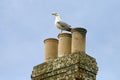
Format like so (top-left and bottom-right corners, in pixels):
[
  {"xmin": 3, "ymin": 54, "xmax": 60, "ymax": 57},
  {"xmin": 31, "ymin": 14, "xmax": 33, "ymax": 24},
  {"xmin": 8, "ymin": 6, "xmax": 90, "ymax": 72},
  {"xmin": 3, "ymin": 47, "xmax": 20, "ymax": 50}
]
[{"xmin": 52, "ymin": 12, "xmax": 72, "ymax": 33}]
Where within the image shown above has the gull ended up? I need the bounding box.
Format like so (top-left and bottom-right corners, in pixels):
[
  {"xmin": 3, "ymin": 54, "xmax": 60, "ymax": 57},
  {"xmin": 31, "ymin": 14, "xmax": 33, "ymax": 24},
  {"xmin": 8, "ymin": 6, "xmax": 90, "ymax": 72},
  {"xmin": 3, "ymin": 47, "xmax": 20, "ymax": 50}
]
[{"xmin": 52, "ymin": 12, "xmax": 72, "ymax": 33}]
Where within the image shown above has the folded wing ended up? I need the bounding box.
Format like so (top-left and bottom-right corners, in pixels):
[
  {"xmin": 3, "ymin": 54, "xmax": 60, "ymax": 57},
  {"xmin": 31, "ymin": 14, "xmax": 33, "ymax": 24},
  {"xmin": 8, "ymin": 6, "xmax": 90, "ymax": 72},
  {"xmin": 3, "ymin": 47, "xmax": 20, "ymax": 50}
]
[{"xmin": 57, "ymin": 21, "xmax": 71, "ymax": 31}]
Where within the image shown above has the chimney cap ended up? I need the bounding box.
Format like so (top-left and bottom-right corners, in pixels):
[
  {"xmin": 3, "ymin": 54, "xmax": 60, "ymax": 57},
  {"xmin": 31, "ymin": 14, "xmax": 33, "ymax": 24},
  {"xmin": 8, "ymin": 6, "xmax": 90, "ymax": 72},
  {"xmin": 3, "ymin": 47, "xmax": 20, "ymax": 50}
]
[
  {"xmin": 58, "ymin": 33, "xmax": 72, "ymax": 38},
  {"xmin": 44, "ymin": 38, "xmax": 58, "ymax": 43},
  {"xmin": 71, "ymin": 27, "xmax": 87, "ymax": 33}
]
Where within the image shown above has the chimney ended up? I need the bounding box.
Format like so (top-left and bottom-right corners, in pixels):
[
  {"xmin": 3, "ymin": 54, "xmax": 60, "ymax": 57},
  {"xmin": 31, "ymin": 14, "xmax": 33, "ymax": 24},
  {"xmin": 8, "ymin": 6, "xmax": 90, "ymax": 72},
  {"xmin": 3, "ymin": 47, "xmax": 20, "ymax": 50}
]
[
  {"xmin": 44, "ymin": 38, "xmax": 58, "ymax": 62},
  {"xmin": 32, "ymin": 27, "xmax": 99, "ymax": 80},
  {"xmin": 71, "ymin": 28, "xmax": 87, "ymax": 53},
  {"xmin": 58, "ymin": 33, "xmax": 72, "ymax": 57}
]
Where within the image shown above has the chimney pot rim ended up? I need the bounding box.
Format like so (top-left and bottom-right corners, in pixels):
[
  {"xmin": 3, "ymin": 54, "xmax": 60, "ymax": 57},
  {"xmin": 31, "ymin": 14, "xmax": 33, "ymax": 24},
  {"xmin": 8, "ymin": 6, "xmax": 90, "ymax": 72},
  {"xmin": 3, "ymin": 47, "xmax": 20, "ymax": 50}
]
[
  {"xmin": 44, "ymin": 38, "xmax": 58, "ymax": 43},
  {"xmin": 58, "ymin": 32, "xmax": 72, "ymax": 38},
  {"xmin": 71, "ymin": 27, "xmax": 87, "ymax": 33}
]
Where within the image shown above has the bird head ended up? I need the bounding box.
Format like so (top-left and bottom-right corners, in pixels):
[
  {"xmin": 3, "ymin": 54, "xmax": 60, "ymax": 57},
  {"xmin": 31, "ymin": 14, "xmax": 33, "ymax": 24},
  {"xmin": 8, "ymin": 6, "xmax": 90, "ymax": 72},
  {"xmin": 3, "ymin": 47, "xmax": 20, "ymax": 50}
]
[{"xmin": 52, "ymin": 12, "xmax": 60, "ymax": 16}]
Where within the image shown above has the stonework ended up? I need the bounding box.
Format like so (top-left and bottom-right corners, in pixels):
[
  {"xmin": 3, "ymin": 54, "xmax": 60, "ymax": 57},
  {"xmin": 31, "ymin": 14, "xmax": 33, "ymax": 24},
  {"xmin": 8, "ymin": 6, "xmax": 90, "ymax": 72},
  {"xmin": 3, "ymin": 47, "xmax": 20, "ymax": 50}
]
[
  {"xmin": 31, "ymin": 52, "xmax": 98, "ymax": 80},
  {"xmin": 31, "ymin": 27, "xmax": 98, "ymax": 80}
]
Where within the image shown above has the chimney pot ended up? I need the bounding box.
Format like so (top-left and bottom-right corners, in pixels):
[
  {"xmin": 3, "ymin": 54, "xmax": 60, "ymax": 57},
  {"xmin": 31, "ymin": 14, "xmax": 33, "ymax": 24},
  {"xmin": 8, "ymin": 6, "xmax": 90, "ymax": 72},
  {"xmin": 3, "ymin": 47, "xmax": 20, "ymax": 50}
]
[
  {"xmin": 58, "ymin": 33, "xmax": 72, "ymax": 57},
  {"xmin": 71, "ymin": 27, "xmax": 87, "ymax": 53},
  {"xmin": 44, "ymin": 38, "xmax": 58, "ymax": 62}
]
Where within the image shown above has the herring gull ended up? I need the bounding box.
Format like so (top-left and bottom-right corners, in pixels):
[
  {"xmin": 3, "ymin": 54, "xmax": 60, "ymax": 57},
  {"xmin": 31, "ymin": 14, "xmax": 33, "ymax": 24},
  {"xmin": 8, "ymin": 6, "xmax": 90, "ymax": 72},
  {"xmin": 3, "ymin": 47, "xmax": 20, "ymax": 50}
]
[{"xmin": 52, "ymin": 12, "xmax": 71, "ymax": 33}]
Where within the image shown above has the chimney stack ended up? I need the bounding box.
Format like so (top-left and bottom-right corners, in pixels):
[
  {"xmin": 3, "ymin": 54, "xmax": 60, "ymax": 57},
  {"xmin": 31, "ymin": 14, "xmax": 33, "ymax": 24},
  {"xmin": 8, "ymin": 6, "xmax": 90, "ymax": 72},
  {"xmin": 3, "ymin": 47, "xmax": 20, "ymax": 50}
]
[
  {"xmin": 43, "ymin": 27, "xmax": 87, "ymax": 61},
  {"xmin": 44, "ymin": 38, "xmax": 58, "ymax": 62},
  {"xmin": 71, "ymin": 28, "xmax": 87, "ymax": 53},
  {"xmin": 58, "ymin": 33, "xmax": 72, "ymax": 57}
]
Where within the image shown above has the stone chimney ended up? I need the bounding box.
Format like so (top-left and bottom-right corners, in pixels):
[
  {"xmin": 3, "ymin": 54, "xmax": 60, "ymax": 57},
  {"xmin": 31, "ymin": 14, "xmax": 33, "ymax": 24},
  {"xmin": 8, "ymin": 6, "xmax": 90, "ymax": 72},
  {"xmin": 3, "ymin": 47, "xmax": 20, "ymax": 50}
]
[
  {"xmin": 71, "ymin": 28, "xmax": 87, "ymax": 53},
  {"xmin": 58, "ymin": 33, "xmax": 72, "ymax": 57},
  {"xmin": 31, "ymin": 27, "xmax": 98, "ymax": 80},
  {"xmin": 44, "ymin": 38, "xmax": 58, "ymax": 62}
]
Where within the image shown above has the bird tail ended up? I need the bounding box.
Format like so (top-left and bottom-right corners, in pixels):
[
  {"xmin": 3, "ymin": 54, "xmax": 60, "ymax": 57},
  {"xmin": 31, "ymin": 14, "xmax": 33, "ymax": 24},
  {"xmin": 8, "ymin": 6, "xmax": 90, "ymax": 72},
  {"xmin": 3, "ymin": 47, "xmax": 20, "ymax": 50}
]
[{"xmin": 66, "ymin": 27, "xmax": 72, "ymax": 32}]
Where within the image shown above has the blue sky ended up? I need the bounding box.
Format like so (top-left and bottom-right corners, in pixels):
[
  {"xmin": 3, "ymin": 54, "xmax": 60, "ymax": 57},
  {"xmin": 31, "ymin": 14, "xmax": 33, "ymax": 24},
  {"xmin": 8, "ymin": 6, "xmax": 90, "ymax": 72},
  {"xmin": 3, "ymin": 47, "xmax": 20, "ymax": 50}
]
[{"xmin": 0, "ymin": 0, "xmax": 120, "ymax": 80}]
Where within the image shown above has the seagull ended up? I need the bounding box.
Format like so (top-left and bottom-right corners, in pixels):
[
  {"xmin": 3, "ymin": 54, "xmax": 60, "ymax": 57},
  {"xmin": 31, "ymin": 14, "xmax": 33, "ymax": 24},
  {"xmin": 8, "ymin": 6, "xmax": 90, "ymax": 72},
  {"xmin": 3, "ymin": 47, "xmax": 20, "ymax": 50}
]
[{"xmin": 52, "ymin": 12, "xmax": 72, "ymax": 33}]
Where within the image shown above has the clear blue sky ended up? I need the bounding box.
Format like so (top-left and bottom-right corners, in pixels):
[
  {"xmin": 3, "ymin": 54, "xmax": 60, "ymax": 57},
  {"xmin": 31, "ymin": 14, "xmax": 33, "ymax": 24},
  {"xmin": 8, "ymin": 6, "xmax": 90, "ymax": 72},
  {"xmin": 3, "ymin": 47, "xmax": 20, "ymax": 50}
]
[{"xmin": 0, "ymin": 0, "xmax": 120, "ymax": 80}]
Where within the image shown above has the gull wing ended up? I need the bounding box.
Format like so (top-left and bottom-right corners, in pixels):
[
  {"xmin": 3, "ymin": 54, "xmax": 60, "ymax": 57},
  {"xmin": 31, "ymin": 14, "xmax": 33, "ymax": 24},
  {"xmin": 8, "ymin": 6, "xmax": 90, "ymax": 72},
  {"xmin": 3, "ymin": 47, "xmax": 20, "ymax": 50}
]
[{"xmin": 57, "ymin": 21, "xmax": 71, "ymax": 28}]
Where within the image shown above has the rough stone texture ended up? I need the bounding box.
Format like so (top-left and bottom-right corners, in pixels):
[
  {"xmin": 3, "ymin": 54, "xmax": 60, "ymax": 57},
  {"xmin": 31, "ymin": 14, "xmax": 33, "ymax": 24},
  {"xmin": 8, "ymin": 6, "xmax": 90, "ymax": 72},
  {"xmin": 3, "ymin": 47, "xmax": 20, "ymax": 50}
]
[{"xmin": 31, "ymin": 52, "xmax": 98, "ymax": 80}]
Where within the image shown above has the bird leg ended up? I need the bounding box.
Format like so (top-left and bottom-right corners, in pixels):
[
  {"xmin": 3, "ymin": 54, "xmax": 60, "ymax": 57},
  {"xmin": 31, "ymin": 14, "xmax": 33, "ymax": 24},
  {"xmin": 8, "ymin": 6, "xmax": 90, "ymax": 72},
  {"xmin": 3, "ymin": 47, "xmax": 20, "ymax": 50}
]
[{"xmin": 61, "ymin": 30, "xmax": 62, "ymax": 33}]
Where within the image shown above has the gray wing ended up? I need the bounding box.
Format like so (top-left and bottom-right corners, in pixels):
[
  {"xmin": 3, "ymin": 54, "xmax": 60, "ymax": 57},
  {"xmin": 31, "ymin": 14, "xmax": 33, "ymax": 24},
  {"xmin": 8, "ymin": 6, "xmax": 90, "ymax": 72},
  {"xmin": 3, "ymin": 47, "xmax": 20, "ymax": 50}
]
[
  {"xmin": 57, "ymin": 21, "xmax": 71, "ymax": 31},
  {"xmin": 57, "ymin": 21, "xmax": 71, "ymax": 28}
]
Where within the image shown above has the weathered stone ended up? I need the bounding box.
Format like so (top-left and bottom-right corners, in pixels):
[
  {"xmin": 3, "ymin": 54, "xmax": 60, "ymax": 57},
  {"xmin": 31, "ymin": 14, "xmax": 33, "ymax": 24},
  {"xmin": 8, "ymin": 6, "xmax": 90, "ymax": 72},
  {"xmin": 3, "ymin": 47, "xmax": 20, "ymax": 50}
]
[{"xmin": 31, "ymin": 52, "xmax": 98, "ymax": 80}]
